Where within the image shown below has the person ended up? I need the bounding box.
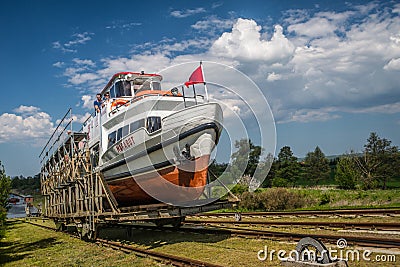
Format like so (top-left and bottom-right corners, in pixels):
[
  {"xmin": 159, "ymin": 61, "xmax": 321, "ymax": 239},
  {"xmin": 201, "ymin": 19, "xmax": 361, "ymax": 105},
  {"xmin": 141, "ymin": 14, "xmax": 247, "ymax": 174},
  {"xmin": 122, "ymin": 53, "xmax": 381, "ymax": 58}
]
[
  {"xmin": 94, "ymin": 93, "xmax": 102, "ymax": 113},
  {"xmin": 102, "ymin": 92, "xmax": 110, "ymax": 107}
]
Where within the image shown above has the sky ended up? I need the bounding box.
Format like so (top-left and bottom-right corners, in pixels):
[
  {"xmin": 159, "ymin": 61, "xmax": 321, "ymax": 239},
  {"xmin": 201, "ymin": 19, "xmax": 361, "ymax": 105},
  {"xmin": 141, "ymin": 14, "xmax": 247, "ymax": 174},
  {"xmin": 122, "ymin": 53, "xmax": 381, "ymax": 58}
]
[{"xmin": 0, "ymin": 0, "xmax": 399, "ymax": 177}]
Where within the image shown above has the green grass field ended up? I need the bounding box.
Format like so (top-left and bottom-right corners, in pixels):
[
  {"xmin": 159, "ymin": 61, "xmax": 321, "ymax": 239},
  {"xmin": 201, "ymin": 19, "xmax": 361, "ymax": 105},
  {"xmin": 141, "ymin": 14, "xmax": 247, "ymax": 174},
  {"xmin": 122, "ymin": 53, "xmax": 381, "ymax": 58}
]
[{"xmin": 0, "ymin": 220, "xmax": 158, "ymax": 267}]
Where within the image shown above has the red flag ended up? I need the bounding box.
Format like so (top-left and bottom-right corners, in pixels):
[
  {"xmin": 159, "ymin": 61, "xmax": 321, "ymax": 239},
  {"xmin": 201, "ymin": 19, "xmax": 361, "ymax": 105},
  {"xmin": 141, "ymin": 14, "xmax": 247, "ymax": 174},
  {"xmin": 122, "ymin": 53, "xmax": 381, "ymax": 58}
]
[{"xmin": 184, "ymin": 65, "xmax": 204, "ymax": 87}]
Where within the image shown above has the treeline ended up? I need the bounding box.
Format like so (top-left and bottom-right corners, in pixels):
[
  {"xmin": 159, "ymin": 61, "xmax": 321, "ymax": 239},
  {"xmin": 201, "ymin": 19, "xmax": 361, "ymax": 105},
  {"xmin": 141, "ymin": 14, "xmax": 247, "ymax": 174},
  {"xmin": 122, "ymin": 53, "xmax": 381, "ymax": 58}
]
[
  {"xmin": 10, "ymin": 174, "xmax": 41, "ymax": 195},
  {"xmin": 211, "ymin": 132, "xmax": 400, "ymax": 190},
  {"xmin": 0, "ymin": 162, "xmax": 11, "ymax": 238}
]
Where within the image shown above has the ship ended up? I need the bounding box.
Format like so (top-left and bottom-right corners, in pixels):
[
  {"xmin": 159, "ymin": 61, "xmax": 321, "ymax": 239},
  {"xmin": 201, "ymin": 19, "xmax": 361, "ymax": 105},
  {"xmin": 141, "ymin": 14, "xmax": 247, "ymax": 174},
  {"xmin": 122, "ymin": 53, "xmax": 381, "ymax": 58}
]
[{"xmin": 81, "ymin": 65, "xmax": 223, "ymax": 207}]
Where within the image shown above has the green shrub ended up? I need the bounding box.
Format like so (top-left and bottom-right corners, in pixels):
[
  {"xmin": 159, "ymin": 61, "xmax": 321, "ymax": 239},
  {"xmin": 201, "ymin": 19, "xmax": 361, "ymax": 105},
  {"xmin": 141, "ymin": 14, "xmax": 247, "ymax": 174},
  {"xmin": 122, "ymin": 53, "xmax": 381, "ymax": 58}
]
[
  {"xmin": 239, "ymin": 188, "xmax": 308, "ymax": 211},
  {"xmin": 230, "ymin": 184, "xmax": 249, "ymax": 195},
  {"xmin": 271, "ymin": 177, "xmax": 288, "ymax": 187},
  {"xmin": 319, "ymin": 193, "xmax": 331, "ymax": 205}
]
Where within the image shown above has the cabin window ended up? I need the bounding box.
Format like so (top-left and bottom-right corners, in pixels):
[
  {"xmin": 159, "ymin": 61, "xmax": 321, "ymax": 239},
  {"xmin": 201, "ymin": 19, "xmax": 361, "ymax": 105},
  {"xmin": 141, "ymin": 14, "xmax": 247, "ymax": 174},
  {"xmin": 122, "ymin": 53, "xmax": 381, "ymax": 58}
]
[
  {"xmin": 122, "ymin": 125, "xmax": 129, "ymax": 137},
  {"xmin": 146, "ymin": 117, "xmax": 161, "ymax": 133},
  {"xmin": 108, "ymin": 131, "xmax": 117, "ymax": 148},
  {"xmin": 130, "ymin": 119, "xmax": 145, "ymax": 133},
  {"xmin": 135, "ymin": 80, "xmax": 152, "ymax": 95},
  {"xmin": 152, "ymin": 81, "xmax": 161, "ymax": 90},
  {"xmin": 112, "ymin": 81, "xmax": 132, "ymax": 97},
  {"xmin": 116, "ymin": 128, "xmax": 123, "ymax": 141}
]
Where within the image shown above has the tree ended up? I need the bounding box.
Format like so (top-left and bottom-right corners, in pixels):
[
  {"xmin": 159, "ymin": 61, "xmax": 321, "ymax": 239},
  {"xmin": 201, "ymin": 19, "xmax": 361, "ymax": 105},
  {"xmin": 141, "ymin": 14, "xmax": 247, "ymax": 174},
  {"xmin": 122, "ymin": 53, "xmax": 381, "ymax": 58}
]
[
  {"xmin": 274, "ymin": 146, "xmax": 301, "ymax": 186},
  {"xmin": 355, "ymin": 132, "xmax": 400, "ymax": 189},
  {"xmin": 0, "ymin": 161, "xmax": 11, "ymax": 238},
  {"xmin": 304, "ymin": 146, "xmax": 330, "ymax": 185},
  {"xmin": 335, "ymin": 155, "xmax": 359, "ymax": 189},
  {"xmin": 229, "ymin": 139, "xmax": 262, "ymax": 180},
  {"xmin": 262, "ymin": 154, "xmax": 277, "ymax": 188}
]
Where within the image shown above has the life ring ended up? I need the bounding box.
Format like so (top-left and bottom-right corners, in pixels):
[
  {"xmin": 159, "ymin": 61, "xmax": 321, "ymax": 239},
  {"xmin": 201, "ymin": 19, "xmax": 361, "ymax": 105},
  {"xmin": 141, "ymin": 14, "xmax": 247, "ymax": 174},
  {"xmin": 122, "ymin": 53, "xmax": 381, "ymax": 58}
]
[{"xmin": 111, "ymin": 99, "xmax": 130, "ymax": 108}]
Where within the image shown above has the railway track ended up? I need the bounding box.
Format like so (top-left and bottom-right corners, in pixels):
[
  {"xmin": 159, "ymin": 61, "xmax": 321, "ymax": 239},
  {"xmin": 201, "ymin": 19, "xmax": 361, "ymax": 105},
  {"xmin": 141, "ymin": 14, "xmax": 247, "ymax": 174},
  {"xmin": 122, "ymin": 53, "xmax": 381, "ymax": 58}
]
[
  {"xmin": 110, "ymin": 222, "xmax": 400, "ymax": 249},
  {"xmin": 195, "ymin": 208, "xmax": 400, "ymax": 218},
  {"xmin": 185, "ymin": 219, "xmax": 400, "ymax": 231},
  {"xmin": 25, "ymin": 220, "xmax": 223, "ymax": 267},
  {"xmin": 26, "ymin": 216, "xmax": 400, "ymax": 258}
]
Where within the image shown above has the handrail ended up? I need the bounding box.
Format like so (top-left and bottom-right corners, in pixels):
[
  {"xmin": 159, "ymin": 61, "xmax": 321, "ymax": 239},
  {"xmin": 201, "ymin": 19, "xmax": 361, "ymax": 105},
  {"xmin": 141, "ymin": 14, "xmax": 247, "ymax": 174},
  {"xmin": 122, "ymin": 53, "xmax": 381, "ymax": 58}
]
[
  {"xmin": 39, "ymin": 108, "xmax": 73, "ymax": 164},
  {"xmin": 39, "ymin": 108, "xmax": 72, "ymax": 158}
]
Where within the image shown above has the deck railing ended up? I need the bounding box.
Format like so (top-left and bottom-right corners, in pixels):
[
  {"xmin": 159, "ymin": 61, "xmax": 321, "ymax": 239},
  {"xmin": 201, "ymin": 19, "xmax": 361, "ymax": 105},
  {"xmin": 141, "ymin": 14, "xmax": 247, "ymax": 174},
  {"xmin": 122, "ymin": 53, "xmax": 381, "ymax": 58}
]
[{"xmin": 39, "ymin": 108, "xmax": 73, "ymax": 165}]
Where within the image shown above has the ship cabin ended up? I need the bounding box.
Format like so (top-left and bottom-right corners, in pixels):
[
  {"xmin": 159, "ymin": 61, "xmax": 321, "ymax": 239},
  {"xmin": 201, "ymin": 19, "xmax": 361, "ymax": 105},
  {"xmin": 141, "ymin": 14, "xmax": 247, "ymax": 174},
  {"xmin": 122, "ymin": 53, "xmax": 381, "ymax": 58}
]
[{"xmin": 101, "ymin": 71, "xmax": 164, "ymax": 101}]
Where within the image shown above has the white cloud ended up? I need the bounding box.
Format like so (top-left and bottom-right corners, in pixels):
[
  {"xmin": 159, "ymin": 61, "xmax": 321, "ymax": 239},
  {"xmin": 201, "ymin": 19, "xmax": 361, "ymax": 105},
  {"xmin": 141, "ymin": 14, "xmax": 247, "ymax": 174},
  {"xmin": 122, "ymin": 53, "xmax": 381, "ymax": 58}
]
[
  {"xmin": 191, "ymin": 16, "xmax": 235, "ymax": 35},
  {"xmin": 105, "ymin": 22, "xmax": 142, "ymax": 30},
  {"xmin": 170, "ymin": 8, "xmax": 206, "ymax": 18},
  {"xmin": 345, "ymin": 102, "xmax": 400, "ymax": 114},
  {"xmin": 64, "ymin": 32, "xmax": 93, "ymax": 47},
  {"xmin": 70, "ymin": 73, "xmax": 98, "ymax": 85},
  {"xmin": 81, "ymin": 95, "xmax": 93, "ymax": 110},
  {"xmin": 394, "ymin": 3, "xmax": 400, "ymax": 14},
  {"xmin": 288, "ymin": 17, "xmax": 337, "ymax": 37},
  {"xmin": 53, "ymin": 61, "xmax": 65, "ymax": 68},
  {"xmin": 72, "ymin": 112, "xmax": 91, "ymax": 123},
  {"xmin": 211, "ymin": 19, "xmax": 295, "ymax": 62},
  {"xmin": 13, "ymin": 105, "xmax": 40, "ymax": 114},
  {"xmin": 53, "ymin": 32, "xmax": 93, "ymax": 53},
  {"xmin": 72, "ymin": 58, "xmax": 96, "ymax": 67},
  {"xmin": 384, "ymin": 58, "xmax": 400, "ymax": 71},
  {"xmin": 54, "ymin": 2, "xmax": 400, "ymax": 125},
  {"xmin": 267, "ymin": 72, "xmax": 283, "ymax": 82},
  {"xmin": 0, "ymin": 106, "xmax": 54, "ymax": 144},
  {"xmin": 280, "ymin": 108, "xmax": 341, "ymax": 123}
]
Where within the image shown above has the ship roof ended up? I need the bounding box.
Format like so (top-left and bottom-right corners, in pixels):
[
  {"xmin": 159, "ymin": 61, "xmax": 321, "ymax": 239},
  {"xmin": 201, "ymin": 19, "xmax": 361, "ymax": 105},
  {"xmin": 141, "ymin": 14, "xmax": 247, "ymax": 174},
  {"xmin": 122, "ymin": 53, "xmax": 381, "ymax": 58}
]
[{"xmin": 101, "ymin": 72, "xmax": 162, "ymax": 94}]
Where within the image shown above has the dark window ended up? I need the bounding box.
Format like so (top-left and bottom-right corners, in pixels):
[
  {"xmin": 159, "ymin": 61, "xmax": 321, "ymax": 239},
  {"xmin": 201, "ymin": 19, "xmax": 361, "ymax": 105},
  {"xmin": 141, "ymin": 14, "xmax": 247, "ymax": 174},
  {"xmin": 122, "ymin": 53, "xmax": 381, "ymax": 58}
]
[
  {"xmin": 122, "ymin": 125, "xmax": 129, "ymax": 137},
  {"xmin": 116, "ymin": 128, "xmax": 123, "ymax": 141},
  {"xmin": 130, "ymin": 119, "xmax": 145, "ymax": 133},
  {"xmin": 152, "ymin": 81, "xmax": 161, "ymax": 90},
  {"xmin": 146, "ymin": 117, "xmax": 161, "ymax": 133},
  {"xmin": 108, "ymin": 131, "xmax": 116, "ymax": 148},
  {"xmin": 114, "ymin": 81, "xmax": 124, "ymax": 97},
  {"xmin": 123, "ymin": 81, "xmax": 132, "ymax": 96},
  {"xmin": 110, "ymin": 86, "xmax": 116, "ymax": 98}
]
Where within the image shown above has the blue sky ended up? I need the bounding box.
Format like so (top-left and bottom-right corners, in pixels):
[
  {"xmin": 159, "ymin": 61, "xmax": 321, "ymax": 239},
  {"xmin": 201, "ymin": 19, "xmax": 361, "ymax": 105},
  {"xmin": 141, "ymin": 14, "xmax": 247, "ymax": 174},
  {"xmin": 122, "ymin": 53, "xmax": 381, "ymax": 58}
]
[{"xmin": 0, "ymin": 0, "xmax": 399, "ymax": 177}]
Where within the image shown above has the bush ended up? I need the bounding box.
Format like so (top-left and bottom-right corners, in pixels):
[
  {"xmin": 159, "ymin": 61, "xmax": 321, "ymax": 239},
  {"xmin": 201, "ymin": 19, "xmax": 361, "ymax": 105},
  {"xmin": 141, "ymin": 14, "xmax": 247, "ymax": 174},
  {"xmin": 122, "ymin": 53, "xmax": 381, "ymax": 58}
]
[
  {"xmin": 230, "ymin": 184, "xmax": 249, "ymax": 195},
  {"xmin": 271, "ymin": 177, "xmax": 289, "ymax": 187},
  {"xmin": 319, "ymin": 193, "xmax": 331, "ymax": 205},
  {"xmin": 239, "ymin": 188, "xmax": 308, "ymax": 211}
]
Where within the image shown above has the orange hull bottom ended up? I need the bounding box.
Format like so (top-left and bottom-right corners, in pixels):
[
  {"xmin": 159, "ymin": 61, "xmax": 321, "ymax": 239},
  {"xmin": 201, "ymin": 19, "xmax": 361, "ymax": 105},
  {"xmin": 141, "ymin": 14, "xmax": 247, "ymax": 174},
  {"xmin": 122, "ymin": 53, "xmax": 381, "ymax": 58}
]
[{"xmin": 107, "ymin": 155, "xmax": 210, "ymax": 206}]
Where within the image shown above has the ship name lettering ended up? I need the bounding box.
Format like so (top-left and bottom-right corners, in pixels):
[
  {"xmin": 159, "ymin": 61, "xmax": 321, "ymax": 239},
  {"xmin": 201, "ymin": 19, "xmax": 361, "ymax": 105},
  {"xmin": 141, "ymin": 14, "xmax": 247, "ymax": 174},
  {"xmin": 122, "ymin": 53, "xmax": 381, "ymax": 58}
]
[{"xmin": 115, "ymin": 136, "xmax": 135, "ymax": 153}]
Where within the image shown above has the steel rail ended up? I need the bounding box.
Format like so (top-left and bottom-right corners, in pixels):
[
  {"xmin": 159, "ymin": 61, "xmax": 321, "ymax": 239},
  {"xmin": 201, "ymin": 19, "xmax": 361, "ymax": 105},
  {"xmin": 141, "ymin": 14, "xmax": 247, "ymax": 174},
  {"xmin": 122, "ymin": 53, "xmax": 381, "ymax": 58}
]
[
  {"xmin": 102, "ymin": 223, "xmax": 400, "ymax": 249},
  {"xmin": 174, "ymin": 225, "xmax": 400, "ymax": 248},
  {"xmin": 96, "ymin": 238, "xmax": 223, "ymax": 267},
  {"xmin": 196, "ymin": 208, "xmax": 400, "ymax": 217},
  {"xmin": 185, "ymin": 220, "xmax": 400, "ymax": 230}
]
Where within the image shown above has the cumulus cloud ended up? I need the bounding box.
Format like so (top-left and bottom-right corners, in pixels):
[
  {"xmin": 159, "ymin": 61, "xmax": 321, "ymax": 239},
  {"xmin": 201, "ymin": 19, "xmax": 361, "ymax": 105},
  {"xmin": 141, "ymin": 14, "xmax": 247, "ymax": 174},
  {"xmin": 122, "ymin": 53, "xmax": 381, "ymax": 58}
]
[
  {"xmin": 72, "ymin": 112, "xmax": 91, "ymax": 123},
  {"xmin": 288, "ymin": 17, "xmax": 337, "ymax": 37},
  {"xmin": 211, "ymin": 19, "xmax": 295, "ymax": 62},
  {"xmin": 13, "ymin": 105, "xmax": 40, "ymax": 114},
  {"xmin": 54, "ymin": 2, "xmax": 400, "ymax": 125},
  {"xmin": 81, "ymin": 95, "xmax": 93, "ymax": 110},
  {"xmin": 0, "ymin": 106, "xmax": 54, "ymax": 144}
]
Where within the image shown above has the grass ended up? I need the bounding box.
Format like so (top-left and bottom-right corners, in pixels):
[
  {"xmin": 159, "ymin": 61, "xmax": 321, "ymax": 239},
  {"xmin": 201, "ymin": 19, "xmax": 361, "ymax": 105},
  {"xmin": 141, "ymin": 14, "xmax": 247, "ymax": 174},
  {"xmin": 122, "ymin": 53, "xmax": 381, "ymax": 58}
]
[
  {"xmin": 0, "ymin": 220, "xmax": 157, "ymax": 267},
  {"xmin": 1, "ymin": 219, "xmax": 398, "ymax": 267},
  {"xmin": 292, "ymin": 188, "xmax": 400, "ymax": 210},
  {"xmin": 234, "ymin": 188, "xmax": 400, "ymax": 212}
]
